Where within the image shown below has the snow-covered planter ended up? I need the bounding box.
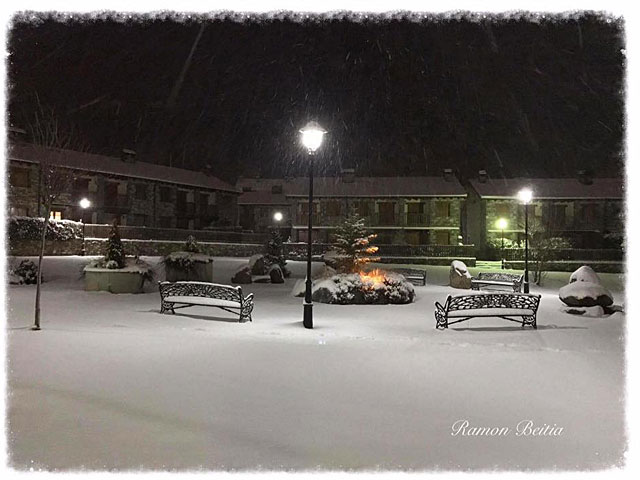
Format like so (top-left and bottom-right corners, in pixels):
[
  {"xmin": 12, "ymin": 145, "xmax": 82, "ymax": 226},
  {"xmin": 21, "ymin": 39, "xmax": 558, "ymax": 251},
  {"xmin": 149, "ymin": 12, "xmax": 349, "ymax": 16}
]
[
  {"xmin": 164, "ymin": 251, "xmax": 214, "ymax": 282},
  {"xmin": 83, "ymin": 257, "xmax": 152, "ymax": 294},
  {"xmin": 312, "ymin": 271, "xmax": 415, "ymax": 305}
]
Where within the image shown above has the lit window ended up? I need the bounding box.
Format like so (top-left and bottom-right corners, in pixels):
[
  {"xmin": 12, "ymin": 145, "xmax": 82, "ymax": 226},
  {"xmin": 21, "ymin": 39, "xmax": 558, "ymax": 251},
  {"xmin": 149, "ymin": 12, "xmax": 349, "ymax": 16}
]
[{"xmin": 50, "ymin": 211, "xmax": 62, "ymax": 221}]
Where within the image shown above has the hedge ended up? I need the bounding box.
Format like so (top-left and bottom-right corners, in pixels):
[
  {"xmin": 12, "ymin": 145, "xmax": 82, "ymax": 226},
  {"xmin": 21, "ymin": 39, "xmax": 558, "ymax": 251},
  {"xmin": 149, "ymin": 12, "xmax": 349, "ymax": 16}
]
[{"xmin": 8, "ymin": 216, "xmax": 83, "ymax": 241}]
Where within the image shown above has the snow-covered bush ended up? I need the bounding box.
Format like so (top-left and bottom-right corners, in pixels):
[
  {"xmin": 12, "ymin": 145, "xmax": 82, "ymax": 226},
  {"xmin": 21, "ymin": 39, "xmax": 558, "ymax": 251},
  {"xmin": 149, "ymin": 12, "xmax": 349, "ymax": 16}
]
[
  {"xmin": 8, "ymin": 216, "xmax": 82, "ymax": 241},
  {"xmin": 11, "ymin": 259, "xmax": 39, "ymax": 285},
  {"xmin": 184, "ymin": 235, "xmax": 201, "ymax": 253},
  {"xmin": 312, "ymin": 272, "xmax": 415, "ymax": 305}
]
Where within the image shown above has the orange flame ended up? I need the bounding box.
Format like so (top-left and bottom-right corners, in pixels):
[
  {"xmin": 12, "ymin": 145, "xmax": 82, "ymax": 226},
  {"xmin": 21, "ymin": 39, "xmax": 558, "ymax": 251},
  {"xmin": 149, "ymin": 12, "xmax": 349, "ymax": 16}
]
[{"xmin": 359, "ymin": 269, "xmax": 387, "ymax": 285}]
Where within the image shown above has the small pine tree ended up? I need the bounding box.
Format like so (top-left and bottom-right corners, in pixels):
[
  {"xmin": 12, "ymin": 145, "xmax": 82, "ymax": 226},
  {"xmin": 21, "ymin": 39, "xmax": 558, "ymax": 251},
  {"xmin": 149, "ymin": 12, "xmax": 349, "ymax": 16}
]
[
  {"xmin": 184, "ymin": 235, "xmax": 201, "ymax": 253},
  {"xmin": 265, "ymin": 229, "xmax": 290, "ymax": 277},
  {"xmin": 104, "ymin": 220, "xmax": 125, "ymax": 269},
  {"xmin": 333, "ymin": 211, "xmax": 379, "ymax": 273}
]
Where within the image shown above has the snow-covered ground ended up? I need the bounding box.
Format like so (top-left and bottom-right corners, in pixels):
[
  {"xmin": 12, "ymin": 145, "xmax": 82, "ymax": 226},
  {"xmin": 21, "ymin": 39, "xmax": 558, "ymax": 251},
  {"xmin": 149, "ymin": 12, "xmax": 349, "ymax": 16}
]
[{"xmin": 5, "ymin": 256, "xmax": 626, "ymax": 471}]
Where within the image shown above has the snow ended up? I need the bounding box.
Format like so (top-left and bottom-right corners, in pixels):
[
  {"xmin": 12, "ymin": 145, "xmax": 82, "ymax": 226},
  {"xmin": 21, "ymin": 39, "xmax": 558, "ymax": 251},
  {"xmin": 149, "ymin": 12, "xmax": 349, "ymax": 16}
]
[
  {"xmin": 165, "ymin": 251, "xmax": 213, "ymax": 263},
  {"xmin": 451, "ymin": 259, "xmax": 471, "ymax": 277},
  {"xmin": 83, "ymin": 256, "xmax": 152, "ymax": 274},
  {"xmin": 5, "ymin": 256, "xmax": 626, "ymax": 470},
  {"xmin": 570, "ymin": 265, "xmax": 602, "ymax": 284}
]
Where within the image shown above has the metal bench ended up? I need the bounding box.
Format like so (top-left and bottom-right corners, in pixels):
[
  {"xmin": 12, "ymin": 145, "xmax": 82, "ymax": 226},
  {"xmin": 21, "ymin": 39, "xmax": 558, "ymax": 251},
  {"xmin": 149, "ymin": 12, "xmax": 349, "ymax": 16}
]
[
  {"xmin": 159, "ymin": 281, "xmax": 254, "ymax": 322},
  {"xmin": 434, "ymin": 292, "xmax": 541, "ymax": 329},
  {"xmin": 389, "ymin": 268, "xmax": 427, "ymax": 286},
  {"xmin": 471, "ymin": 272, "xmax": 524, "ymax": 292}
]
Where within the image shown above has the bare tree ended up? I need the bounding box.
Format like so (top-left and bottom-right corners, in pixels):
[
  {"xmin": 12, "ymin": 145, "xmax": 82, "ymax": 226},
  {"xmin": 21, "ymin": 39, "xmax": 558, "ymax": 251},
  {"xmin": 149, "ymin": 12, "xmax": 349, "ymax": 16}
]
[{"xmin": 24, "ymin": 101, "xmax": 83, "ymax": 330}]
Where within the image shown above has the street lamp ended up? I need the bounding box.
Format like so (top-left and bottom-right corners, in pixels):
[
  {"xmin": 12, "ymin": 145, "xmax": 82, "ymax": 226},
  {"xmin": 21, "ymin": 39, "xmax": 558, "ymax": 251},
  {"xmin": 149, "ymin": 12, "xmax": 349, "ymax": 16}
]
[
  {"xmin": 496, "ymin": 217, "xmax": 508, "ymax": 269},
  {"xmin": 300, "ymin": 121, "xmax": 327, "ymax": 329},
  {"xmin": 273, "ymin": 211, "xmax": 284, "ymax": 222},
  {"xmin": 517, "ymin": 188, "xmax": 533, "ymax": 293},
  {"xmin": 79, "ymin": 198, "xmax": 91, "ymax": 256}
]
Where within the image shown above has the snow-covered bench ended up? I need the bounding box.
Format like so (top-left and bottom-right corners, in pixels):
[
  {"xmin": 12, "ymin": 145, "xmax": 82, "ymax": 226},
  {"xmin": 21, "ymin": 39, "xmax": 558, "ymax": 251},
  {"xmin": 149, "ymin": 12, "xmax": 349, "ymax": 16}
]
[
  {"xmin": 159, "ymin": 281, "xmax": 254, "ymax": 322},
  {"xmin": 471, "ymin": 272, "xmax": 523, "ymax": 292},
  {"xmin": 435, "ymin": 292, "xmax": 541, "ymax": 329},
  {"xmin": 389, "ymin": 268, "xmax": 426, "ymax": 286}
]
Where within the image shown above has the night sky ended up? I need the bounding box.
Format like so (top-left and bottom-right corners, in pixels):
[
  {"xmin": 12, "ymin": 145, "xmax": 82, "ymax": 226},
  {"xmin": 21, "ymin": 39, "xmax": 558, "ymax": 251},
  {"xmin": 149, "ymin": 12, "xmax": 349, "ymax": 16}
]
[{"xmin": 7, "ymin": 12, "xmax": 625, "ymax": 182}]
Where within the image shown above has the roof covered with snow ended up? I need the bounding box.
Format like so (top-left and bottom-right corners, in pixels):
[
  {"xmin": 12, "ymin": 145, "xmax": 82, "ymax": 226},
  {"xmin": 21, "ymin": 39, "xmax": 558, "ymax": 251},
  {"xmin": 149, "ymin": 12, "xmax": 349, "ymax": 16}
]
[
  {"xmin": 469, "ymin": 177, "xmax": 623, "ymax": 200},
  {"xmin": 236, "ymin": 176, "xmax": 466, "ymax": 200},
  {"xmin": 9, "ymin": 143, "xmax": 239, "ymax": 193}
]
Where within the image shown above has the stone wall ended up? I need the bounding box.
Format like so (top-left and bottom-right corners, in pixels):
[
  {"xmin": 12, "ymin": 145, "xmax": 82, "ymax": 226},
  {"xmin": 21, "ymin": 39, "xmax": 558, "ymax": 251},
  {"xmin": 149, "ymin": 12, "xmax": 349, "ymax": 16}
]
[{"xmin": 85, "ymin": 239, "xmax": 264, "ymax": 258}]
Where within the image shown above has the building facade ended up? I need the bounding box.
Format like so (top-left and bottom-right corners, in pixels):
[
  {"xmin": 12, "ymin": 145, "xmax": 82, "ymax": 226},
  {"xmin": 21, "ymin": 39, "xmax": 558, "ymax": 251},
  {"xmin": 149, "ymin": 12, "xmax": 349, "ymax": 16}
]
[
  {"xmin": 237, "ymin": 172, "xmax": 467, "ymax": 245},
  {"xmin": 7, "ymin": 142, "xmax": 239, "ymax": 229},
  {"xmin": 466, "ymin": 173, "xmax": 624, "ymax": 250}
]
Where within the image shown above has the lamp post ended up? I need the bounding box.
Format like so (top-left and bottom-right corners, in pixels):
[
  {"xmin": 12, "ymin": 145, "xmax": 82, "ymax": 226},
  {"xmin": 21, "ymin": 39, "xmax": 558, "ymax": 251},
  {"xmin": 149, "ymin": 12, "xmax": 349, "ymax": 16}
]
[
  {"xmin": 300, "ymin": 121, "xmax": 327, "ymax": 329},
  {"xmin": 79, "ymin": 198, "xmax": 91, "ymax": 256},
  {"xmin": 517, "ymin": 188, "xmax": 533, "ymax": 293},
  {"xmin": 496, "ymin": 217, "xmax": 508, "ymax": 269}
]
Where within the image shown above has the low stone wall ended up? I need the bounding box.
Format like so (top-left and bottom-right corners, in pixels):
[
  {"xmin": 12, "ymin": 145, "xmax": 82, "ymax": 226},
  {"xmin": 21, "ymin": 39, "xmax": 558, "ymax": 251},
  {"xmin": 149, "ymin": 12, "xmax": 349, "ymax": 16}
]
[
  {"xmin": 504, "ymin": 260, "xmax": 624, "ymax": 274},
  {"xmin": 8, "ymin": 239, "xmax": 84, "ymax": 256},
  {"xmin": 85, "ymin": 239, "xmax": 264, "ymax": 258}
]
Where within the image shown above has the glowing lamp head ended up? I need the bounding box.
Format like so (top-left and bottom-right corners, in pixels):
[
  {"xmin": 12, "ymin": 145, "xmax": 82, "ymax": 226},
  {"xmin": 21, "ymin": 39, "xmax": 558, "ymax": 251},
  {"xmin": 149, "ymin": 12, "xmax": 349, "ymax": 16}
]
[
  {"xmin": 496, "ymin": 218, "xmax": 508, "ymax": 230},
  {"xmin": 79, "ymin": 198, "xmax": 92, "ymax": 209},
  {"xmin": 273, "ymin": 211, "xmax": 284, "ymax": 222},
  {"xmin": 517, "ymin": 188, "xmax": 533, "ymax": 205},
  {"xmin": 299, "ymin": 121, "xmax": 327, "ymax": 153}
]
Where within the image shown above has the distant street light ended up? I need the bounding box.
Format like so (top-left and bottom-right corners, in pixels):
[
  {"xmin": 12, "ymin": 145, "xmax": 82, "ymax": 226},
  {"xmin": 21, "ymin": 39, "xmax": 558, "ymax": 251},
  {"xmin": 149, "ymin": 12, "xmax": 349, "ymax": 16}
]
[
  {"xmin": 79, "ymin": 198, "xmax": 91, "ymax": 256},
  {"xmin": 517, "ymin": 188, "xmax": 533, "ymax": 293},
  {"xmin": 496, "ymin": 217, "xmax": 508, "ymax": 270},
  {"xmin": 300, "ymin": 121, "xmax": 327, "ymax": 329},
  {"xmin": 273, "ymin": 211, "xmax": 284, "ymax": 222}
]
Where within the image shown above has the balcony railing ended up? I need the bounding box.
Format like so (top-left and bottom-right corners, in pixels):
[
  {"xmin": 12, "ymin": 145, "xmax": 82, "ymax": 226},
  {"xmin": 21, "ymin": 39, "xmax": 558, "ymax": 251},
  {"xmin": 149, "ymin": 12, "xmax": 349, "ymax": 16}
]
[{"xmin": 405, "ymin": 212, "xmax": 427, "ymax": 226}]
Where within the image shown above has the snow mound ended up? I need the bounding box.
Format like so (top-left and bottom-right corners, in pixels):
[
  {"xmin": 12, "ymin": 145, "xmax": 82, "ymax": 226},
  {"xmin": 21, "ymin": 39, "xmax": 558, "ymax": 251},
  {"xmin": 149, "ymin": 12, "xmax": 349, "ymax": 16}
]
[
  {"xmin": 569, "ymin": 266, "xmax": 601, "ymax": 285},
  {"xmin": 559, "ymin": 281, "xmax": 613, "ymax": 307}
]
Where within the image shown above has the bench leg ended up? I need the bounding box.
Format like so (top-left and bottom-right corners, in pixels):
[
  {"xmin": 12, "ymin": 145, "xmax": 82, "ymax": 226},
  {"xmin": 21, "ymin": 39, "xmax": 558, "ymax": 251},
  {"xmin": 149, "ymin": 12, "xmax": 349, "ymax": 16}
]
[{"xmin": 161, "ymin": 301, "xmax": 175, "ymax": 314}]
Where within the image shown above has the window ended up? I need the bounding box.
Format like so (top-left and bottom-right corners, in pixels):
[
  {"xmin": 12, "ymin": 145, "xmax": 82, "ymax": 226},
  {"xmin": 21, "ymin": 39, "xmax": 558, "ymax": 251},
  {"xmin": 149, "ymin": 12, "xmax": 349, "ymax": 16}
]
[
  {"xmin": 407, "ymin": 202, "xmax": 425, "ymax": 226},
  {"xmin": 159, "ymin": 216, "xmax": 173, "ymax": 228},
  {"xmin": 551, "ymin": 204, "xmax": 567, "ymax": 228},
  {"xmin": 435, "ymin": 201, "xmax": 451, "ymax": 218},
  {"xmin": 271, "ymin": 185, "xmax": 283, "ymax": 194},
  {"xmin": 135, "ymin": 183, "xmax": 147, "ymax": 200},
  {"xmin": 49, "ymin": 211, "xmax": 62, "ymax": 221},
  {"xmin": 325, "ymin": 200, "xmax": 342, "ymax": 217},
  {"xmin": 10, "ymin": 206, "xmax": 28, "ymax": 216},
  {"xmin": 74, "ymin": 178, "xmax": 90, "ymax": 192},
  {"xmin": 160, "ymin": 186, "xmax": 172, "ymax": 202},
  {"xmin": 579, "ymin": 203, "xmax": 597, "ymax": 223},
  {"xmin": 377, "ymin": 202, "xmax": 395, "ymax": 225},
  {"xmin": 176, "ymin": 217, "xmax": 189, "ymax": 229},
  {"xmin": 354, "ymin": 201, "xmax": 370, "ymax": 217},
  {"xmin": 10, "ymin": 167, "xmax": 30, "ymax": 187}
]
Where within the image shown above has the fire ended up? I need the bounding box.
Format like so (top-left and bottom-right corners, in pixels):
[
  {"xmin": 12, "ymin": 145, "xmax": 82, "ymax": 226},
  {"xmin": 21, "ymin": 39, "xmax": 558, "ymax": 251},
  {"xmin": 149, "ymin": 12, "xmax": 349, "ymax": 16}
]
[{"xmin": 359, "ymin": 269, "xmax": 387, "ymax": 285}]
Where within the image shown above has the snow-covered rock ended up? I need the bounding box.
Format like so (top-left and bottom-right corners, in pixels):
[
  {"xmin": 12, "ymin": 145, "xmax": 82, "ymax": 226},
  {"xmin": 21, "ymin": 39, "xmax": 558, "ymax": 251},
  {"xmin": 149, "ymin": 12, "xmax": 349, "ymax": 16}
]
[
  {"xmin": 269, "ymin": 264, "xmax": 285, "ymax": 284},
  {"xmin": 450, "ymin": 260, "xmax": 472, "ymax": 289},
  {"xmin": 291, "ymin": 279, "xmax": 307, "ymax": 297},
  {"xmin": 8, "ymin": 272, "xmax": 24, "ymax": 285},
  {"xmin": 311, "ymin": 272, "xmax": 415, "ymax": 305},
  {"xmin": 231, "ymin": 265, "xmax": 252, "ymax": 284},
  {"xmin": 570, "ymin": 266, "xmax": 601, "ymax": 285},
  {"xmin": 559, "ymin": 281, "xmax": 613, "ymax": 307},
  {"xmin": 249, "ymin": 254, "xmax": 270, "ymax": 275},
  {"xmin": 312, "ymin": 264, "xmax": 337, "ymax": 280},
  {"xmin": 323, "ymin": 250, "xmax": 345, "ymax": 270}
]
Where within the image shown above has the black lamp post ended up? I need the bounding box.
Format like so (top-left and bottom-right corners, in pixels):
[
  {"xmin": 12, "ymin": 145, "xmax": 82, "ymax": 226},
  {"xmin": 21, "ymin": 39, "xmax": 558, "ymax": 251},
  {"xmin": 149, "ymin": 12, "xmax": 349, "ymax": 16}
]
[
  {"xmin": 299, "ymin": 121, "xmax": 327, "ymax": 329},
  {"xmin": 496, "ymin": 218, "xmax": 508, "ymax": 269},
  {"xmin": 518, "ymin": 188, "xmax": 533, "ymax": 293},
  {"xmin": 79, "ymin": 198, "xmax": 91, "ymax": 256}
]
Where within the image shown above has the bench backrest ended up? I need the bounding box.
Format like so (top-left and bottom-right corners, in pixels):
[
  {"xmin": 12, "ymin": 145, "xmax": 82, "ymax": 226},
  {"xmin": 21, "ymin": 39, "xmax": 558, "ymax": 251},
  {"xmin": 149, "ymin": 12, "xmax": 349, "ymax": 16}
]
[
  {"xmin": 159, "ymin": 281, "xmax": 242, "ymax": 303},
  {"xmin": 390, "ymin": 268, "xmax": 426, "ymax": 278},
  {"xmin": 476, "ymin": 272, "xmax": 523, "ymax": 283},
  {"xmin": 447, "ymin": 293, "xmax": 540, "ymax": 312}
]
